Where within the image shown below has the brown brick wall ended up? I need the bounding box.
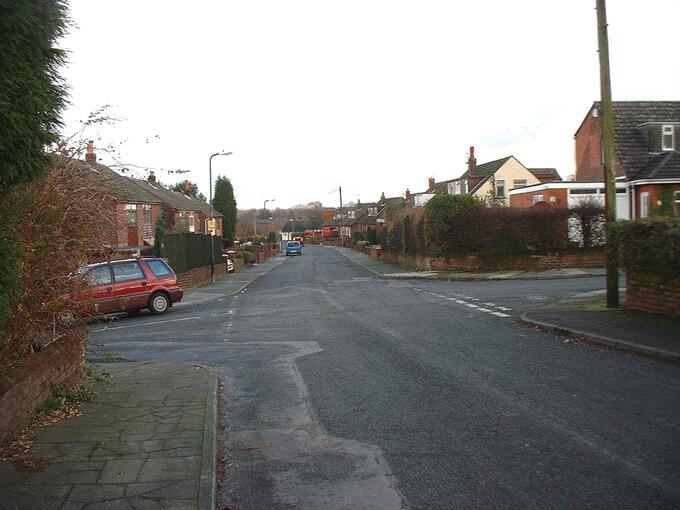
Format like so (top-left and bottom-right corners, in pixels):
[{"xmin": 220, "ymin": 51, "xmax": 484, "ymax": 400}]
[
  {"xmin": 626, "ymin": 272, "xmax": 680, "ymax": 318},
  {"xmin": 382, "ymin": 251, "xmax": 605, "ymax": 271},
  {"xmin": 176, "ymin": 263, "xmax": 227, "ymax": 289},
  {"xmin": 0, "ymin": 333, "xmax": 85, "ymax": 445},
  {"xmin": 574, "ymin": 108, "xmax": 625, "ymax": 181},
  {"xmin": 510, "ymin": 188, "xmax": 569, "ymax": 208}
]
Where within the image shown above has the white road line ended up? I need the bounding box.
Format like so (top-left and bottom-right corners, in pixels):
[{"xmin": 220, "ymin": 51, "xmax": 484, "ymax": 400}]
[
  {"xmin": 497, "ymin": 306, "xmax": 512, "ymax": 311},
  {"xmin": 491, "ymin": 311, "xmax": 511, "ymax": 318},
  {"xmin": 91, "ymin": 316, "xmax": 202, "ymax": 332},
  {"xmin": 484, "ymin": 302, "xmax": 496, "ymax": 306},
  {"xmin": 465, "ymin": 303, "xmax": 479, "ymax": 308},
  {"xmin": 477, "ymin": 308, "xmax": 492, "ymax": 312},
  {"xmin": 455, "ymin": 299, "xmax": 466, "ymax": 304}
]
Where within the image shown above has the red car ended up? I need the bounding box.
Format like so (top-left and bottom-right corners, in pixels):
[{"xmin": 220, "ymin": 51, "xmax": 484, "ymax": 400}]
[{"xmin": 78, "ymin": 257, "xmax": 183, "ymax": 316}]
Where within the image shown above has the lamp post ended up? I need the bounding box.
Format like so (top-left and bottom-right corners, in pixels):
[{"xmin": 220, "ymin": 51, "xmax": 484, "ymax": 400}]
[
  {"xmin": 209, "ymin": 151, "xmax": 233, "ymax": 283},
  {"xmin": 255, "ymin": 198, "xmax": 275, "ymax": 238}
]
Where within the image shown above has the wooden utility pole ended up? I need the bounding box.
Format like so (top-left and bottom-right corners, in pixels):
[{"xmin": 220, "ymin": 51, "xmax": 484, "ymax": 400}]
[{"xmin": 596, "ymin": 0, "xmax": 619, "ymax": 307}]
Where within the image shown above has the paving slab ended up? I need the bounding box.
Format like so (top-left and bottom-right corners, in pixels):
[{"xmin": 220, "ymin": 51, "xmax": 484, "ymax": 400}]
[{"xmin": 0, "ymin": 363, "xmax": 217, "ymax": 510}]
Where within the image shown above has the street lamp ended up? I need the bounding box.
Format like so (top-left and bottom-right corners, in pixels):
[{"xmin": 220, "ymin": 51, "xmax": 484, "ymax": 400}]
[
  {"xmin": 209, "ymin": 151, "xmax": 233, "ymax": 283},
  {"xmin": 254, "ymin": 198, "xmax": 275, "ymax": 237}
]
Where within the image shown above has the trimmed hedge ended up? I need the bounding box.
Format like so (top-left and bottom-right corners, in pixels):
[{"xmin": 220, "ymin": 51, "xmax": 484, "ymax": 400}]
[
  {"xmin": 615, "ymin": 218, "xmax": 680, "ymax": 278},
  {"xmin": 160, "ymin": 233, "xmax": 223, "ymax": 274}
]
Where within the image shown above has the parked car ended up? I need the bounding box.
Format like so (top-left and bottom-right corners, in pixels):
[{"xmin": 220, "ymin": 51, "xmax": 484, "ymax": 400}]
[
  {"xmin": 285, "ymin": 241, "xmax": 302, "ymax": 256},
  {"xmin": 293, "ymin": 236, "xmax": 304, "ymax": 246},
  {"xmin": 77, "ymin": 257, "xmax": 183, "ymax": 316}
]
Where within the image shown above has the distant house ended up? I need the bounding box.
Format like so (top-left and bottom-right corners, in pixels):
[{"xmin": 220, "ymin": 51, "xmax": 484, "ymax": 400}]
[
  {"xmin": 510, "ymin": 101, "xmax": 680, "ymax": 218},
  {"xmin": 409, "ymin": 178, "xmax": 437, "ymax": 207},
  {"xmin": 446, "ymin": 147, "xmax": 556, "ymax": 205},
  {"xmin": 77, "ymin": 143, "xmax": 162, "ymax": 251},
  {"xmin": 133, "ymin": 174, "xmax": 223, "ymax": 237}
]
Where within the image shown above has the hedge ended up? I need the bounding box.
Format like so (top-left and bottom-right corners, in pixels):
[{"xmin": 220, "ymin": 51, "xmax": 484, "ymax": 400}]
[
  {"xmin": 615, "ymin": 218, "xmax": 680, "ymax": 278},
  {"xmin": 160, "ymin": 233, "xmax": 223, "ymax": 274}
]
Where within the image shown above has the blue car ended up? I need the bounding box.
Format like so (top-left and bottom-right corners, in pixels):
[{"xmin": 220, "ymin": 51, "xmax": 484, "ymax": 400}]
[{"xmin": 285, "ymin": 240, "xmax": 302, "ymax": 256}]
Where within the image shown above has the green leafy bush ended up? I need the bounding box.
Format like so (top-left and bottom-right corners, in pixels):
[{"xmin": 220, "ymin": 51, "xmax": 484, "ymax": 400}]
[
  {"xmin": 352, "ymin": 231, "xmax": 366, "ymax": 242},
  {"xmin": 615, "ymin": 218, "xmax": 680, "ymax": 277},
  {"xmin": 366, "ymin": 228, "xmax": 379, "ymax": 245},
  {"xmin": 424, "ymin": 195, "xmax": 485, "ymax": 256},
  {"xmin": 241, "ymin": 250, "xmax": 255, "ymax": 264}
]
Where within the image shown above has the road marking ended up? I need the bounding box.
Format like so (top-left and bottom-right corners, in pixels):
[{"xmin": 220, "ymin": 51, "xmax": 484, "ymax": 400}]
[
  {"xmin": 484, "ymin": 302, "xmax": 496, "ymax": 306},
  {"xmin": 491, "ymin": 311, "xmax": 511, "ymax": 318},
  {"xmin": 465, "ymin": 303, "xmax": 479, "ymax": 308},
  {"xmin": 91, "ymin": 316, "xmax": 202, "ymax": 332},
  {"xmin": 477, "ymin": 307, "xmax": 492, "ymax": 312},
  {"xmin": 496, "ymin": 306, "xmax": 512, "ymax": 311}
]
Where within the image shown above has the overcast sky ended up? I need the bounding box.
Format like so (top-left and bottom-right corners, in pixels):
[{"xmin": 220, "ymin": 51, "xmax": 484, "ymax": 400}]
[{"xmin": 59, "ymin": 1, "xmax": 680, "ymax": 209}]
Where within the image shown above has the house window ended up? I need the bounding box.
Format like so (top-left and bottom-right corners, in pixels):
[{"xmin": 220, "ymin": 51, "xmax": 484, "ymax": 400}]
[
  {"xmin": 532, "ymin": 194, "xmax": 543, "ymax": 205},
  {"xmin": 662, "ymin": 125, "xmax": 674, "ymax": 151},
  {"xmin": 188, "ymin": 212, "xmax": 195, "ymax": 232},
  {"xmin": 368, "ymin": 207, "xmax": 378, "ymax": 216},
  {"xmin": 142, "ymin": 204, "xmax": 152, "ymax": 225},
  {"xmin": 640, "ymin": 192, "xmax": 650, "ymax": 218},
  {"xmin": 124, "ymin": 204, "xmax": 137, "ymax": 225},
  {"xmin": 675, "ymin": 191, "xmax": 680, "ymax": 215},
  {"xmin": 496, "ymin": 180, "xmax": 505, "ymax": 198},
  {"xmin": 513, "ymin": 179, "xmax": 528, "ymax": 189}
]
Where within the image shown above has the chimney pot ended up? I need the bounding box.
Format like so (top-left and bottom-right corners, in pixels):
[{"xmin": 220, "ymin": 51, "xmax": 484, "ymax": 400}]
[
  {"xmin": 85, "ymin": 140, "xmax": 97, "ymax": 165},
  {"xmin": 428, "ymin": 177, "xmax": 435, "ymax": 192},
  {"xmin": 467, "ymin": 145, "xmax": 477, "ymax": 175},
  {"xmin": 148, "ymin": 171, "xmax": 156, "ymax": 184}
]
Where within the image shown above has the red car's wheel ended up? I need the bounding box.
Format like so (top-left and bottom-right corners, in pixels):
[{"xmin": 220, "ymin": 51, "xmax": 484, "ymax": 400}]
[{"xmin": 149, "ymin": 292, "xmax": 170, "ymax": 315}]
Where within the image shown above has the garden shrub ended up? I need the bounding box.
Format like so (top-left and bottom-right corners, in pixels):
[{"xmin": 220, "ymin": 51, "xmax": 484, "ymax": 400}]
[
  {"xmin": 615, "ymin": 218, "xmax": 680, "ymax": 278},
  {"xmin": 0, "ymin": 157, "xmax": 115, "ymax": 369},
  {"xmin": 366, "ymin": 228, "xmax": 379, "ymax": 245}
]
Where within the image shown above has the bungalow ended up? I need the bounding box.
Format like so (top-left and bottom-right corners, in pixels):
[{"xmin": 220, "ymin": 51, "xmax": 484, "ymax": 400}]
[
  {"xmin": 79, "ymin": 142, "xmax": 162, "ymax": 251},
  {"xmin": 509, "ymin": 101, "xmax": 680, "ymax": 218},
  {"xmin": 446, "ymin": 147, "xmax": 558, "ymax": 205}
]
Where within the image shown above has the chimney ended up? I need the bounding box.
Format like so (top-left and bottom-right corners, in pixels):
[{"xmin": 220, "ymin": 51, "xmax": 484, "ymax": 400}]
[
  {"xmin": 428, "ymin": 177, "xmax": 435, "ymax": 193},
  {"xmin": 467, "ymin": 146, "xmax": 476, "ymax": 175},
  {"xmin": 183, "ymin": 180, "xmax": 191, "ymax": 194},
  {"xmin": 85, "ymin": 140, "xmax": 96, "ymax": 166},
  {"xmin": 405, "ymin": 188, "xmax": 411, "ymax": 202},
  {"xmin": 380, "ymin": 191, "xmax": 386, "ymax": 204},
  {"xmin": 147, "ymin": 170, "xmax": 157, "ymax": 184}
]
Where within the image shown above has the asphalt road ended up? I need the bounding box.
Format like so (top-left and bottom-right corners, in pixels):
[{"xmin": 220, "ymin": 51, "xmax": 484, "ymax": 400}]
[{"xmin": 89, "ymin": 246, "xmax": 680, "ymax": 509}]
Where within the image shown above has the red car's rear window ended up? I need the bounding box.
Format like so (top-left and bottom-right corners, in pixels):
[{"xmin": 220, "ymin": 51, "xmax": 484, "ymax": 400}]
[{"xmin": 146, "ymin": 259, "xmax": 174, "ymax": 277}]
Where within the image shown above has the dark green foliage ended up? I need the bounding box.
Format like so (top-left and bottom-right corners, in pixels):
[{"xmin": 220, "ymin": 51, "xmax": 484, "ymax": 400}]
[
  {"xmin": 0, "ymin": 0, "xmax": 69, "ymax": 194},
  {"xmin": 266, "ymin": 231, "xmax": 277, "ymax": 243},
  {"xmin": 366, "ymin": 228, "xmax": 379, "ymax": 245},
  {"xmin": 352, "ymin": 231, "xmax": 366, "ymax": 242},
  {"xmin": 650, "ymin": 185, "xmax": 677, "ymax": 217},
  {"xmin": 153, "ymin": 211, "xmax": 166, "ymax": 256},
  {"xmin": 424, "ymin": 195, "xmax": 485, "ymax": 256},
  {"xmin": 212, "ymin": 176, "xmax": 237, "ymax": 246},
  {"xmin": 160, "ymin": 233, "xmax": 223, "ymax": 274},
  {"xmin": 615, "ymin": 218, "xmax": 680, "ymax": 277},
  {"xmin": 0, "ymin": 221, "xmax": 20, "ymax": 338}
]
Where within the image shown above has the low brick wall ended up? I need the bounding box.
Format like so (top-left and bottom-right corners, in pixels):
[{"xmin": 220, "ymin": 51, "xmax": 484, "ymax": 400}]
[
  {"xmin": 626, "ymin": 272, "xmax": 680, "ymax": 317},
  {"xmin": 176, "ymin": 263, "xmax": 227, "ymax": 289},
  {"xmin": 380, "ymin": 250, "xmax": 605, "ymax": 272},
  {"xmin": 0, "ymin": 333, "xmax": 85, "ymax": 445}
]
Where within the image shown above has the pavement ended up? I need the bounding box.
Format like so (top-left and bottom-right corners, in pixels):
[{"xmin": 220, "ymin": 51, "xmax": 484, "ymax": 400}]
[
  {"xmin": 521, "ymin": 289, "xmax": 680, "ymax": 363},
  {"xmin": 0, "ymin": 255, "xmax": 286, "ymax": 510},
  {"xmin": 179, "ymin": 254, "xmax": 288, "ymax": 307},
  {"xmin": 332, "ymin": 246, "xmax": 606, "ymax": 280},
  {"xmin": 333, "ymin": 246, "xmax": 680, "ymax": 363},
  {"xmin": 0, "ymin": 363, "xmax": 218, "ymax": 510}
]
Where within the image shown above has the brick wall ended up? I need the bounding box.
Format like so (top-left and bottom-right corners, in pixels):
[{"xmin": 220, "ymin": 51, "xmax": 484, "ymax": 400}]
[
  {"xmin": 626, "ymin": 272, "xmax": 680, "ymax": 318},
  {"xmin": 0, "ymin": 333, "xmax": 85, "ymax": 445},
  {"xmin": 176, "ymin": 262, "xmax": 227, "ymax": 289},
  {"xmin": 381, "ymin": 250, "xmax": 604, "ymax": 272},
  {"xmin": 574, "ymin": 106, "xmax": 625, "ymax": 181},
  {"xmin": 510, "ymin": 188, "xmax": 569, "ymax": 208}
]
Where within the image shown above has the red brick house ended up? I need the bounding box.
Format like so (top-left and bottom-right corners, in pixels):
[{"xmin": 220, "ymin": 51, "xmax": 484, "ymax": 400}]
[{"xmin": 511, "ymin": 102, "xmax": 680, "ymax": 218}]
